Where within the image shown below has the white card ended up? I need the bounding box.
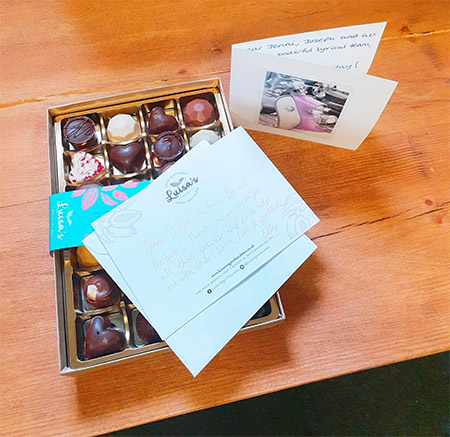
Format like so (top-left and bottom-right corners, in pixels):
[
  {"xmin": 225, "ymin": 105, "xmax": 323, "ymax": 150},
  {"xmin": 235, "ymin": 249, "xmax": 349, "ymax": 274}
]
[
  {"xmin": 91, "ymin": 127, "xmax": 318, "ymax": 340},
  {"xmin": 165, "ymin": 234, "xmax": 316, "ymax": 376},
  {"xmin": 84, "ymin": 231, "xmax": 316, "ymax": 376},
  {"xmin": 230, "ymin": 23, "xmax": 397, "ymax": 150}
]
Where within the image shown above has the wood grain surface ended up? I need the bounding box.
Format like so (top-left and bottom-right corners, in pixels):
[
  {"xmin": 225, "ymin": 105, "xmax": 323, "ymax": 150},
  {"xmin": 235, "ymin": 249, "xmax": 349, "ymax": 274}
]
[{"xmin": 0, "ymin": 1, "xmax": 449, "ymax": 435}]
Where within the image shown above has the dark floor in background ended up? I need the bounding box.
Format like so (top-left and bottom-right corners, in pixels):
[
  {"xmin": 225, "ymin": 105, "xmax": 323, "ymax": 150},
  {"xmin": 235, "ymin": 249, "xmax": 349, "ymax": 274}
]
[{"xmin": 109, "ymin": 351, "xmax": 449, "ymax": 436}]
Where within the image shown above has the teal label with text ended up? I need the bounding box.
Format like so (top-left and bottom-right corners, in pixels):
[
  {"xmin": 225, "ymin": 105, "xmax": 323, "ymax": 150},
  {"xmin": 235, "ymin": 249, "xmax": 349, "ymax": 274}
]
[{"xmin": 49, "ymin": 180, "xmax": 150, "ymax": 251}]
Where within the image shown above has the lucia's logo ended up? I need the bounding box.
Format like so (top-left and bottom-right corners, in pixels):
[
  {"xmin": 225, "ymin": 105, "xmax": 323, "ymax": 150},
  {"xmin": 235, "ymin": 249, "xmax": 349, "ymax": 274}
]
[{"xmin": 165, "ymin": 172, "xmax": 199, "ymax": 204}]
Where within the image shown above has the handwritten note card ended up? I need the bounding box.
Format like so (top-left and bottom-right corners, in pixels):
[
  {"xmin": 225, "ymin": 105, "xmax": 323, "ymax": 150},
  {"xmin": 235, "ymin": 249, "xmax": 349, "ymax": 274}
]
[
  {"xmin": 91, "ymin": 127, "xmax": 318, "ymax": 342},
  {"xmin": 230, "ymin": 22, "xmax": 397, "ymax": 150}
]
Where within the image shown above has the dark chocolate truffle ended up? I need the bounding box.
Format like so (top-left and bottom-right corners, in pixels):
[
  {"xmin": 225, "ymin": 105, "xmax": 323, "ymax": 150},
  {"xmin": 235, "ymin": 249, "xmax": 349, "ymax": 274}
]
[
  {"xmin": 83, "ymin": 272, "xmax": 120, "ymax": 309},
  {"xmin": 63, "ymin": 116, "xmax": 97, "ymax": 149},
  {"xmin": 135, "ymin": 312, "xmax": 161, "ymax": 344},
  {"xmin": 109, "ymin": 142, "xmax": 146, "ymax": 173},
  {"xmin": 152, "ymin": 132, "xmax": 184, "ymax": 162},
  {"xmin": 84, "ymin": 315, "xmax": 126, "ymax": 359},
  {"xmin": 183, "ymin": 98, "xmax": 215, "ymax": 126},
  {"xmin": 148, "ymin": 107, "xmax": 179, "ymax": 134}
]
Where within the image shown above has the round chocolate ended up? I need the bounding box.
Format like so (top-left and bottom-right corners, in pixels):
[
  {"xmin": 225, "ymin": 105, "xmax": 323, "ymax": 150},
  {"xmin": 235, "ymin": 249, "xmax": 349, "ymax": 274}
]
[
  {"xmin": 152, "ymin": 132, "xmax": 184, "ymax": 162},
  {"xmin": 83, "ymin": 272, "xmax": 120, "ymax": 309},
  {"xmin": 148, "ymin": 107, "xmax": 179, "ymax": 134},
  {"xmin": 183, "ymin": 98, "xmax": 215, "ymax": 126},
  {"xmin": 63, "ymin": 116, "xmax": 96, "ymax": 149},
  {"xmin": 84, "ymin": 316, "xmax": 125, "ymax": 359},
  {"xmin": 109, "ymin": 142, "xmax": 146, "ymax": 174},
  {"xmin": 135, "ymin": 312, "xmax": 161, "ymax": 344}
]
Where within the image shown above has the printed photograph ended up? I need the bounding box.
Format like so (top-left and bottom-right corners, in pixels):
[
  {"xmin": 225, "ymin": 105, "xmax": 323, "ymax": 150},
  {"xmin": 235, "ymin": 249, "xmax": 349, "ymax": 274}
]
[{"xmin": 259, "ymin": 71, "xmax": 350, "ymax": 134}]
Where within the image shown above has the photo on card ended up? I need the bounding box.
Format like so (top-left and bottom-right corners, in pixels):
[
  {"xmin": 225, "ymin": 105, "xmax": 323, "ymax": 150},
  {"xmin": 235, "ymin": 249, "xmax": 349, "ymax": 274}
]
[{"xmin": 259, "ymin": 71, "xmax": 350, "ymax": 134}]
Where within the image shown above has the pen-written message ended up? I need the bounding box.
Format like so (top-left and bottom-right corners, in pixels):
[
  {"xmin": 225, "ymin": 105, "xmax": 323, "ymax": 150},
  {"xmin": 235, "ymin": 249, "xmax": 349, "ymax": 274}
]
[
  {"xmin": 236, "ymin": 22, "xmax": 386, "ymax": 72},
  {"xmin": 142, "ymin": 180, "xmax": 282, "ymax": 295}
]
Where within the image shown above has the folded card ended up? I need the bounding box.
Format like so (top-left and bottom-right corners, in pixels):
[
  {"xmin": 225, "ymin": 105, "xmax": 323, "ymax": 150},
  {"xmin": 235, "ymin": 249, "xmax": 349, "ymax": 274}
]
[
  {"xmin": 91, "ymin": 127, "xmax": 319, "ymax": 341},
  {"xmin": 230, "ymin": 22, "xmax": 397, "ymax": 150}
]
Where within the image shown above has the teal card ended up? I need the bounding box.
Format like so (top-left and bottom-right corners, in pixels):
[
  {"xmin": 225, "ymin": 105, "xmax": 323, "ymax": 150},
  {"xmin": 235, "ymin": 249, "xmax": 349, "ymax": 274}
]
[{"xmin": 49, "ymin": 180, "xmax": 151, "ymax": 251}]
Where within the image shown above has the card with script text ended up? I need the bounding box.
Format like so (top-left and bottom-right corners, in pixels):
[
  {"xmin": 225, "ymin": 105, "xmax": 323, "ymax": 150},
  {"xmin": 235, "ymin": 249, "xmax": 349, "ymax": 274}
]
[{"xmin": 91, "ymin": 128, "xmax": 318, "ymax": 341}]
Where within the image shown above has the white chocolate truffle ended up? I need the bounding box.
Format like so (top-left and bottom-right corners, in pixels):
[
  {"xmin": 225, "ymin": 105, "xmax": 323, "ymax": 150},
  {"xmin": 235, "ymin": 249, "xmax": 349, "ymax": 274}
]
[
  {"xmin": 107, "ymin": 114, "xmax": 139, "ymax": 143},
  {"xmin": 189, "ymin": 129, "xmax": 221, "ymax": 148}
]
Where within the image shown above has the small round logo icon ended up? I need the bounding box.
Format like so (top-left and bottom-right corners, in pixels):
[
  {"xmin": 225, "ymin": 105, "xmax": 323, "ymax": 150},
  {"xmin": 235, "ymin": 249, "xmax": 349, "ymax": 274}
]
[
  {"xmin": 240, "ymin": 264, "xmax": 245, "ymax": 270},
  {"xmin": 207, "ymin": 289, "xmax": 212, "ymax": 294}
]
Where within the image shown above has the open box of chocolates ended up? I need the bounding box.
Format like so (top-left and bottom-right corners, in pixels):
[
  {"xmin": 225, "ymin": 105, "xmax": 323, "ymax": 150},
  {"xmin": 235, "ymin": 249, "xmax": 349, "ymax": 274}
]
[{"xmin": 48, "ymin": 78, "xmax": 285, "ymax": 374}]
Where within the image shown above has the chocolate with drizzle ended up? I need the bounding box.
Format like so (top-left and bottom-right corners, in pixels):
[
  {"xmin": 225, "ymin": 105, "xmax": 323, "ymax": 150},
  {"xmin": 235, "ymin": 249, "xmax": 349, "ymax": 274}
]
[{"xmin": 63, "ymin": 116, "xmax": 96, "ymax": 149}]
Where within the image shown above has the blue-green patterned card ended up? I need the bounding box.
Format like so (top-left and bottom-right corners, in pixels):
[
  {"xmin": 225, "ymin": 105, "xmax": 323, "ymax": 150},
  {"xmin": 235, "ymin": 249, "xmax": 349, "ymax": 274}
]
[{"xmin": 49, "ymin": 180, "xmax": 150, "ymax": 251}]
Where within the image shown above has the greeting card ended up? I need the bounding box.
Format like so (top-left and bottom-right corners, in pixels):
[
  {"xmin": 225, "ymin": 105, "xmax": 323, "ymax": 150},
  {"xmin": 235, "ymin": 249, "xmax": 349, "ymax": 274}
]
[{"xmin": 230, "ymin": 23, "xmax": 397, "ymax": 150}]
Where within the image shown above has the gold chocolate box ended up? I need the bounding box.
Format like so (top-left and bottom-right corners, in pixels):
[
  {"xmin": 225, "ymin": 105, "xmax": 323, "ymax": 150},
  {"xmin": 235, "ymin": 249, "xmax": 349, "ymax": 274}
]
[{"xmin": 48, "ymin": 78, "xmax": 285, "ymax": 374}]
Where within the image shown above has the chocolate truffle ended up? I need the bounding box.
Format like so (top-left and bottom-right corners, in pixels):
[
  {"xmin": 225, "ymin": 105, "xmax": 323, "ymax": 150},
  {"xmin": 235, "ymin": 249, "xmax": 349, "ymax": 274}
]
[
  {"xmin": 158, "ymin": 161, "xmax": 176, "ymax": 175},
  {"xmin": 190, "ymin": 129, "xmax": 221, "ymax": 148},
  {"xmin": 152, "ymin": 132, "xmax": 184, "ymax": 162},
  {"xmin": 84, "ymin": 316, "xmax": 126, "ymax": 359},
  {"xmin": 148, "ymin": 107, "xmax": 179, "ymax": 134},
  {"xmin": 68, "ymin": 151, "xmax": 104, "ymax": 184},
  {"xmin": 83, "ymin": 272, "xmax": 120, "ymax": 309},
  {"xmin": 107, "ymin": 114, "xmax": 140, "ymax": 143},
  {"xmin": 183, "ymin": 98, "xmax": 216, "ymax": 126},
  {"xmin": 109, "ymin": 142, "xmax": 146, "ymax": 173},
  {"xmin": 135, "ymin": 312, "xmax": 161, "ymax": 344},
  {"xmin": 76, "ymin": 245, "xmax": 99, "ymax": 268},
  {"xmin": 63, "ymin": 116, "xmax": 97, "ymax": 149}
]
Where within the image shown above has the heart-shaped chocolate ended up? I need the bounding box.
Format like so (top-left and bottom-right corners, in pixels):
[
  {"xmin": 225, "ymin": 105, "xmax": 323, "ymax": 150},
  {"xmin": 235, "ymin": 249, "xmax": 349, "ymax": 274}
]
[
  {"xmin": 148, "ymin": 107, "xmax": 179, "ymax": 134},
  {"xmin": 84, "ymin": 316, "xmax": 125, "ymax": 359},
  {"xmin": 69, "ymin": 151, "xmax": 104, "ymax": 184},
  {"xmin": 109, "ymin": 142, "xmax": 146, "ymax": 173},
  {"xmin": 83, "ymin": 272, "xmax": 120, "ymax": 309}
]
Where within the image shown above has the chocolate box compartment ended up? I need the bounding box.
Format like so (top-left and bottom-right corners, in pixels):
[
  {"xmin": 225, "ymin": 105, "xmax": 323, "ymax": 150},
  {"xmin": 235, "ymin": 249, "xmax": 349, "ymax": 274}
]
[
  {"xmin": 106, "ymin": 140, "xmax": 149, "ymax": 177},
  {"xmin": 129, "ymin": 308, "xmax": 164, "ymax": 348},
  {"xmin": 73, "ymin": 271, "xmax": 122, "ymax": 313},
  {"xmin": 48, "ymin": 79, "xmax": 285, "ymax": 374},
  {"xmin": 61, "ymin": 113, "xmax": 103, "ymax": 152},
  {"xmin": 101, "ymin": 105, "xmax": 143, "ymax": 145},
  {"xmin": 77, "ymin": 311, "xmax": 128, "ymax": 361}
]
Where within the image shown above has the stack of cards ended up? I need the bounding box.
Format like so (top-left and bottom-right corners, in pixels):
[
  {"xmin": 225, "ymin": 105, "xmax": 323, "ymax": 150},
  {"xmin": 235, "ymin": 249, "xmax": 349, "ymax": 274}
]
[{"xmin": 84, "ymin": 127, "xmax": 318, "ymax": 376}]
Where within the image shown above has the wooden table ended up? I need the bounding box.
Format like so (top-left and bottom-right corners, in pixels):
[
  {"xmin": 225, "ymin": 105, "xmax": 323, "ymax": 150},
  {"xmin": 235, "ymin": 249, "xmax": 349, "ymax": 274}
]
[{"xmin": 1, "ymin": 1, "xmax": 448, "ymax": 435}]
